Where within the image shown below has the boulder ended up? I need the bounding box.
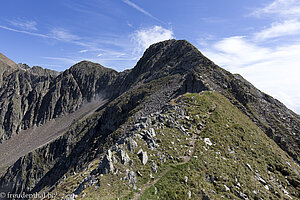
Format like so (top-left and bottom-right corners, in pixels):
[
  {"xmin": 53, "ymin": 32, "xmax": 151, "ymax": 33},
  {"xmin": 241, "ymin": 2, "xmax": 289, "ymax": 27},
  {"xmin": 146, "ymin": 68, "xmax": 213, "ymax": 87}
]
[
  {"xmin": 137, "ymin": 149, "xmax": 148, "ymax": 165},
  {"xmin": 98, "ymin": 150, "xmax": 114, "ymax": 174},
  {"xmin": 127, "ymin": 138, "xmax": 138, "ymax": 153},
  {"xmin": 117, "ymin": 149, "xmax": 130, "ymax": 165},
  {"xmin": 150, "ymin": 161, "xmax": 158, "ymax": 173},
  {"xmin": 124, "ymin": 170, "xmax": 137, "ymax": 189},
  {"xmin": 204, "ymin": 138, "xmax": 212, "ymax": 146}
]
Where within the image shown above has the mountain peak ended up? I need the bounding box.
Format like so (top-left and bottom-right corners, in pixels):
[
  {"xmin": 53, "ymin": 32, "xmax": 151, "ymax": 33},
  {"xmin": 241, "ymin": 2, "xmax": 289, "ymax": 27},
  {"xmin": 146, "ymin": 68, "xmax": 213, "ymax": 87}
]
[
  {"xmin": 144, "ymin": 39, "xmax": 199, "ymax": 57},
  {"xmin": 137, "ymin": 39, "xmax": 206, "ymax": 73},
  {"xmin": 124, "ymin": 39, "xmax": 210, "ymax": 86},
  {"xmin": 69, "ymin": 60, "xmax": 116, "ymax": 74}
]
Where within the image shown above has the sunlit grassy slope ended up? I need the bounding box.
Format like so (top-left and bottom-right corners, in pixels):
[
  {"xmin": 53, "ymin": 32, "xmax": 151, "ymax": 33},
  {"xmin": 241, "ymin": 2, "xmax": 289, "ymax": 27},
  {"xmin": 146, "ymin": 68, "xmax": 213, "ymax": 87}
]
[{"xmin": 51, "ymin": 92, "xmax": 299, "ymax": 200}]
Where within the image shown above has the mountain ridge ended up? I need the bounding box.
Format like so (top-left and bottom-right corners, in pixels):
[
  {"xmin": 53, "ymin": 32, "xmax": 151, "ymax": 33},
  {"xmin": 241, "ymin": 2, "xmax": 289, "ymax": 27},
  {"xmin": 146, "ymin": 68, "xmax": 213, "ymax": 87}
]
[{"xmin": 0, "ymin": 39, "xmax": 299, "ymax": 198}]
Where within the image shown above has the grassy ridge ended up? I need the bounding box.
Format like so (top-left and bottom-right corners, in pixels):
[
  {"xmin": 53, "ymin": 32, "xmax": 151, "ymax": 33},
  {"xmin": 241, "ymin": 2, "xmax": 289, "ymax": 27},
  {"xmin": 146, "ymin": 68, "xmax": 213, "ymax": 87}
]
[
  {"xmin": 50, "ymin": 92, "xmax": 299, "ymax": 199},
  {"xmin": 140, "ymin": 92, "xmax": 299, "ymax": 199}
]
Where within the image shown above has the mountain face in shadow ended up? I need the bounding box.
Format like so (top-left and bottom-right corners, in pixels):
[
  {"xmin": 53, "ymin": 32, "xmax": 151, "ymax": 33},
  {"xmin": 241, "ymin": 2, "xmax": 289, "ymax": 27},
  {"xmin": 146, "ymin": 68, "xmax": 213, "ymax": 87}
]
[{"xmin": 0, "ymin": 40, "xmax": 299, "ymax": 199}]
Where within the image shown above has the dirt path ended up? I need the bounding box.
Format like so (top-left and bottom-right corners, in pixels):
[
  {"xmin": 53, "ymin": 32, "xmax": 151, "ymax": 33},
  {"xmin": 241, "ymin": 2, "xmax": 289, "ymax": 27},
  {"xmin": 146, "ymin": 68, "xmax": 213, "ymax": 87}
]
[
  {"xmin": 132, "ymin": 133, "xmax": 197, "ymax": 200},
  {"xmin": 132, "ymin": 104, "xmax": 216, "ymax": 200},
  {"xmin": 0, "ymin": 99, "xmax": 107, "ymax": 175}
]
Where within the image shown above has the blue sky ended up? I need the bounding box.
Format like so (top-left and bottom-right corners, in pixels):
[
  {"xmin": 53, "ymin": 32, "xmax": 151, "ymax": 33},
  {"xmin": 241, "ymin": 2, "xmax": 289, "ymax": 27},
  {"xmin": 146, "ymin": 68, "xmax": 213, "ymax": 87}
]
[{"xmin": 0, "ymin": 0, "xmax": 300, "ymax": 114}]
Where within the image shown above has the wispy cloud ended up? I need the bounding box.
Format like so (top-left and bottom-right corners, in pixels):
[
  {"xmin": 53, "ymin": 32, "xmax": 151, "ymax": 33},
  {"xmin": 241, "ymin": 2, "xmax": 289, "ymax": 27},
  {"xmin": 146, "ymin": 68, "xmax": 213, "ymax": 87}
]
[
  {"xmin": 62, "ymin": 0, "xmax": 110, "ymax": 19},
  {"xmin": 0, "ymin": 24, "xmax": 82, "ymax": 43},
  {"xmin": 0, "ymin": 24, "xmax": 49, "ymax": 38},
  {"xmin": 42, "ymin": 56, "xmax": 79, "ymax": 64},
  {"xmin": 254, "ymin": 20, "xmax": 300, "ymax": 41},
  {"xmin": 131, "ymin": 25, "xmax": 174, "ymax": 54},
  {"xmin": 0, "ymin": 24, "xmax": 95, "ymax": 50},
  {"xmin": 8, "ymin": 19, "xmax": 38, "ymax": 31},
  {"xmin": 50, "ymin": 28, "xmax": 80, "ymax": 42},
  {"xmin": 253, "ymin": 0, "xmax": 300, "ymax": 18},
  {"xmin": 79, "ymin": 49, "xmax": 88, "ymax": 53},
  {"xmin": 122, "ymin": 0, "xmax": 164, "ymax": 23}
]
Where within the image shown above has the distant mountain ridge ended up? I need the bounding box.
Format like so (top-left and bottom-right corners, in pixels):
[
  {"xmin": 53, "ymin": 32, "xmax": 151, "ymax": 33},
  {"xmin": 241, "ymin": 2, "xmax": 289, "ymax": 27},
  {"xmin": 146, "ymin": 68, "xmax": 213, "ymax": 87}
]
[{"xmin": 0, "ymin": 40, "xmax": 299, "ymax": 198}]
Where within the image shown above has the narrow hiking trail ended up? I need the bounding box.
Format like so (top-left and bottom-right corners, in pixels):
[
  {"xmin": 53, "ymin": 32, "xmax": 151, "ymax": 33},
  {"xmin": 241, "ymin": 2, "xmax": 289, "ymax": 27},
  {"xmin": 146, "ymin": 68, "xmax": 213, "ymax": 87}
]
[{"xmin": 132, "ymin": 103, "xmax": 216, "ymax": 200}]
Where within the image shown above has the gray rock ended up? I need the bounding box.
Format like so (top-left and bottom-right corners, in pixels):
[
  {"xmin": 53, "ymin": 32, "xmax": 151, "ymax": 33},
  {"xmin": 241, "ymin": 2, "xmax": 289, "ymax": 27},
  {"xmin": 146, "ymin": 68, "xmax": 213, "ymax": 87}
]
[
  {"xmin": 140, "ymin": 122, "xmax": 148, "ymax": 129},
  {"xmin": 136, "ymin": 171, "xmax": 143, "ymax": 177},
  {"xmin": 140, "ymin": 117, "xmax": 150, "ymax": 124},
  {"xmin": 204, "ymin": 138, "xmax": 212, "ymax": 146},
  {"xmin": 255, "ymin": 173, "xmax": 267, "ymax": 185},
  {"xmin": 98, "ymin": 150, "xmax": 114, "ymax": 174},
  {"xmin": 224, "ymin": 185, "xmax": 230, "ymax": 191},
  {"xmin": 148, "ymin": 128, "xmax": 156, "ymax": 137},
  {"xmin": 188, "ymin": 190, "xmax": 192, "ymax": 199},
  {"xmin": 204, "ymin": 174, "xmax": 214, "ymax": 183},
  {"xmin": 245, "ymin": 163, "xmax": 253, "ymax": 172},
  {"xmin": 150, "ymin": 161, "xmax": 158, "ymax": 173},
  {"xmin": 127, "ymin": 138, "xmax": 138, "ymax": 153},
  {"xmin": 238, "ymin": 191, "xmax": 249, "ymax": 200},
  {"xmin": 202, "ymin": 190, "xmax": 210, "ymax": 200},
  {"xmin": 184, "ymin": 176, "xmax": 188, "ymax": 183},
  {"xmin": 124, "ymin": 170, "xmax": 136, "ymax": 189},
  {"xmin": 137, "ymin": 149, "xmax": 148, "ymax": 165},
  {"xmin": 117, "ymin": 149, "xmax": 130, "ymax": 165}
]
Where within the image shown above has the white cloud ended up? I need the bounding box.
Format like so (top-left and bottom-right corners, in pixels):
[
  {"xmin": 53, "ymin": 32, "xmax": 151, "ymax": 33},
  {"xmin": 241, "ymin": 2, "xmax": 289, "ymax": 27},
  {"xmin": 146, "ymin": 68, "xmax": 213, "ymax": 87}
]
[
  {"xmin": 50, "ymin": 28, "xmax": 80, "ymax": 42},
  {"xmin": 79, "ymin": 49, "xmax": 88, "ymax": 53},
  {"xmin": 206, "ymin": 36, "xmax": 270, "ymax": 67},
  {"xmin": 97, "ymin": 53, "xmax": 102, "ymax": 57},
  {"xmin": 254, "ymin": 20, "xmax": 300, "ymax": 40},
  {"xmin": 253, "ymin": 0, "xmax": 300, "ymax": 18},
  {"xmin": 200, "ymin": 0, "xmax": 300, "ymax": 114},
  {"xmin": 8, "ymin": 19, "xmax": 37, "ymax": 31},
  {"xmin": 202, "ymin": 36, "xmax": 300, "ymax": 114},
  {"xmin": 131, "ymin": 26, "xmax": 174, "ymax": 53}
]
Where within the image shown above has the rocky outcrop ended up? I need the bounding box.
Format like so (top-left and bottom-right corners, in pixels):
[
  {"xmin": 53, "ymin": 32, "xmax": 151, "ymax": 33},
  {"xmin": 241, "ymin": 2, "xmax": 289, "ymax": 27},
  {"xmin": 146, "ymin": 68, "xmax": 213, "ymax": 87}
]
[
  {"xmin": 98, "ymin": 150, "xmax": 115, "ymax": 174},
  {"xmin": 137, "ymin": 149, "xmax": 148, "ymax": 165}
]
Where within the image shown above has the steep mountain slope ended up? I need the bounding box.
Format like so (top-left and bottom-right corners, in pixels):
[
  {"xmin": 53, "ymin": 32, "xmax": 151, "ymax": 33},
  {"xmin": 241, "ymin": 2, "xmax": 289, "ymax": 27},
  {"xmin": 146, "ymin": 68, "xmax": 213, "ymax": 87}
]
[
  {"xmin": 0, "ymin": 61, "xmax": 123, "ymax": 143},
  {"xmin": 0, "ymin": 40, "xmax": 299, "ymax": 199},
  {"xmin": 0, "ymin": 52, "xmax": 17, "ymax": 71},
  {"xmin": 52, "ymin": 92, "xmax": 299, "ymax": 199}
]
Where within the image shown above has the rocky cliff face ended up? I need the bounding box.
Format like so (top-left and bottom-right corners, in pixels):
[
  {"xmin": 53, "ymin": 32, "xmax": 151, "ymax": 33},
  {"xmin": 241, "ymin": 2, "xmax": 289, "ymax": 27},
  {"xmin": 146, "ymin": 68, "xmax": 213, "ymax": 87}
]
[
  {"xmin": 0, "ymin": 40, "xmax": 299, "ymax": 198},
  {"xmin": 0, "ymin": 61, "xmax": 124, "ymax": 142}
]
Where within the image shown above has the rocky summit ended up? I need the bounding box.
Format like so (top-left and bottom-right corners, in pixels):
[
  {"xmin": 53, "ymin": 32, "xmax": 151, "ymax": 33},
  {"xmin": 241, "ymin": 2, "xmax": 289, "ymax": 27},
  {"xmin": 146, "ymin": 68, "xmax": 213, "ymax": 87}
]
[{"xmin": 0, "ymin": 39, "xmax": 299, "ymax": 199}]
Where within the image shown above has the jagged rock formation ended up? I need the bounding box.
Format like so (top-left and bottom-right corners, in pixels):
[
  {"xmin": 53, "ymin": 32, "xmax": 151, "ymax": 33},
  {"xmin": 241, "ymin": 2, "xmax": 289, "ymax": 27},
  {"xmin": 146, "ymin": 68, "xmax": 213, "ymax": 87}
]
[
  {"xmin": 0, "ymin": 39, "xmax": 299, "ymax": 199},
  {"xmin": 0, "ymin": 60, "xmax": 125, "ymax": 142}
]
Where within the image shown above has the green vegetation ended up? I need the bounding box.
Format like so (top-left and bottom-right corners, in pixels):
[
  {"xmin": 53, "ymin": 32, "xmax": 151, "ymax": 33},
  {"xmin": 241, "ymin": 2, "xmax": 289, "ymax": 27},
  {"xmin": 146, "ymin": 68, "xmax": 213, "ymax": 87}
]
[
  {"xmin": 48, "ymin": 91, "xmax": 300, "ymax": 200},
  {"xmin": 140, "ymin": 92, "xmax": 299, "ymax": 199}
]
